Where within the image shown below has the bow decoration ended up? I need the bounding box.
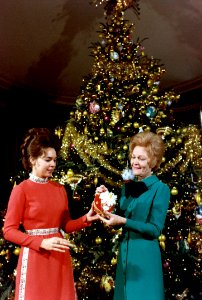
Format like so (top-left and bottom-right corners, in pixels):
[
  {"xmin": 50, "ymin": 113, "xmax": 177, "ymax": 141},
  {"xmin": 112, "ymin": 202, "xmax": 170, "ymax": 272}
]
[{"xmin": 125, "ymin": 181, "xmax": 148, "ymax": 198}]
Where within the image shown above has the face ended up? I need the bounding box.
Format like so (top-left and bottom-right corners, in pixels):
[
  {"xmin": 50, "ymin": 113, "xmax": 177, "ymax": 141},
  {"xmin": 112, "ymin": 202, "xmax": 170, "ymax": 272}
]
[
  {"xmin": 130, "ymin": 146, "xmax": 152, "ymax": 180},
  {"xmin": 30, "ymin": 147, "xmax": 57, "ymax": 178}
]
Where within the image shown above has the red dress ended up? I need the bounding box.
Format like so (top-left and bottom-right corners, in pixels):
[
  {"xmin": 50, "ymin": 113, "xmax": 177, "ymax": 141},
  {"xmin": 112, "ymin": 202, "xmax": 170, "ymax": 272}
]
[{"xmin": 3, "ymin": 179, "xmax": 90, "ymax": 300}]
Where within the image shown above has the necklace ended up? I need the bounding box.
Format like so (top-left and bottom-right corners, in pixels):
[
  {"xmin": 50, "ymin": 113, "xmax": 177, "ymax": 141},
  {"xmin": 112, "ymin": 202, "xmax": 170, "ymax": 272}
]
[{"xmin": 29, "ymin": 173, "xmax": 48, "ymax": 184}]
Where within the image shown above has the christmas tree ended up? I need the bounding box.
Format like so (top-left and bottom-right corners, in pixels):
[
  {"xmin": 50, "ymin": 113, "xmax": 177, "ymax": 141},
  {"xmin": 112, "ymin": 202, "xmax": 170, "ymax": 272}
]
[
  {"xmin": 0, "ymin": 0, "xmax": 202, "ymax": 299},
  {"xmin": 58, "ymin": 1, "xmax": 202, "ymax": 299}
]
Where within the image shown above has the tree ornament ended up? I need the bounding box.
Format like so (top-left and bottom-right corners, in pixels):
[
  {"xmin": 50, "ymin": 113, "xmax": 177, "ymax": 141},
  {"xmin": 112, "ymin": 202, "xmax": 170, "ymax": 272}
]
[
  {"xmin": 110, "ymin": 51, "xmax": 119, "ymax": 61},
  {"xmin": 89, "ymin": 101, "xmax": 100, "ymax": 114},
  {"xmin": 94, "ymin": 177, "xmax": 98, "ymax": 186},
  {"xmin": 95, "ymin": 236, "xmax": 102, "ymax": 244},
  {"xmin": 156, "ymin": 126, "xmax": 172, "ymax": 137},
  {"xmin": 73, "ymin": 191, "xmax": 81, "ymax": 202},
  {"xmin": 121, "ymin": 167, "xmax": 134, "ymax": 182},
  {"xmin": 75, "ymin": 97, "xmax": 85, "ymax": 110},
  {"xmin": 176, "ymin": 288, "xmax": 189, "ymax": 300},
  {"xmin": 195, "ymin": 204, "xmax": 202, "ymax": 225},
  {"xmin": 100, "ymin": 128, "xmax": 105, "ymax": 136},
  {"xmin": 133, "ymin": 122, "xmax": 139, "ymax": 128},
  {"xmin": 195, "ymin": 191, "xmax": 201, "ymax": 205},
  {"xmin": 111, "ymin": 257, "xmax": 117, "ymax": 265},
  {"xmin": 171, "ymin": 187, "xmax": 178, "ymax": 196},
  {"xmin": 100, "ymin": 275, "xmax": 114, "ymax": 293},
  {"xmin": 158, "ymin": 234, "xmax": 166, "ymax": 251},
  {"xmin": 172, "ymin": 203, "xmax": 181, "ymax": 219},
  {"xmin": 146, "ymin": 106, "xmax": 156, "ymax": 118},
  {"xmin": 93, "ymin": 188, "xmax": 117, "ymax": 215},
  {"xmin": 13, "ymin": 247, "xmax": 20, "ymax": 256},
  {"xmin": 117, "ymin": 153, "xmax": 123, "ymax": 160},
  {"xmin": 111, "ymin": 108, "xmax": 122, "ymax": 123},
  {"xmin": 163, "ymin": 261, "xmax": 170, "ymax": 269},
  {"xmin": 0, "ymin": 249, "xmax": 6, "ymax": 256},
  {"xmin": 104, "ymin": 115, "xmax": 110, "ymax": 122},
  {"xmin": 67, "ymin": 169, "xmax": 74, "ymax": 178}
]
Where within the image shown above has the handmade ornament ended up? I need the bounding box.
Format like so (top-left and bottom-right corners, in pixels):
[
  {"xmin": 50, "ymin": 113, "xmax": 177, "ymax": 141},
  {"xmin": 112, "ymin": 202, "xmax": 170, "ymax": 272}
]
[{"xmin": 93, "ymin": 186, "xmax": 117, "ymax": 215}]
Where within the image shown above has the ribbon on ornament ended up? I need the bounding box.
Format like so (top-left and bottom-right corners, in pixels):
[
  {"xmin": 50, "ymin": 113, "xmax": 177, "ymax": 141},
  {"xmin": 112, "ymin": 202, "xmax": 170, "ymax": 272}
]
[{"xmin": 125, "ymin": 181, "xmax": 148, "ymax": 198}]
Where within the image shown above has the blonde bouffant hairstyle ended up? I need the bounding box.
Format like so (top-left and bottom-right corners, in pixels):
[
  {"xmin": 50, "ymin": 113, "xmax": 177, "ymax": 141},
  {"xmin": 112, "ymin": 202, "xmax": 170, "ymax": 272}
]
[{"xmin": 129, "ymin": 131, "xmax": 165, "ymax": 171}]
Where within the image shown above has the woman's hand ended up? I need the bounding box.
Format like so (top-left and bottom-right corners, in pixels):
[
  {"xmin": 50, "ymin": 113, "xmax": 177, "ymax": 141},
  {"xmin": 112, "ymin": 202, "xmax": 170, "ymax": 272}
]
[
  {"xmin": 95, "ymin": 185, "xmax": 108, "ymax": 194},
  {"xmin": 86, "ymin": 206, "xmax": 99, "ymax": 222},
  {"xmin": 98, "ymin": 211, "xmax": 126, "ymax": 226},
  {"xmin": 40, "ymin": 237, "xmax": 74, "ymax": 252}
]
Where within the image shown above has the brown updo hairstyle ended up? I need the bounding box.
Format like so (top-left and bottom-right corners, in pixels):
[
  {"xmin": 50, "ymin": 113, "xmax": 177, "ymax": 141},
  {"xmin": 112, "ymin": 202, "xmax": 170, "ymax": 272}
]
[
  {"xmin": 129, "ymin": 131, "xmax": 165, "ymax": 171},
  {"xmin": 21, "ymin": 128, "xmax": 60, "ymax": 171}
]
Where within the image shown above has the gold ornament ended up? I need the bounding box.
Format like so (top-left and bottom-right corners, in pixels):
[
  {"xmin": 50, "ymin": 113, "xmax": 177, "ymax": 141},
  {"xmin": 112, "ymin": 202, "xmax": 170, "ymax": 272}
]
[
  {"xmin": 172, "ymin": 203, "xmax": 181, "ymax": 219},
  {"xmin": 172, "ymin": 203, "xmax": 181, "ymax": 215},
  {"xmin": 177, "ymin": 138, "xmax": 182, "ymax": 144},
  {"xmin": 67, "ymin": 169, "xmax": 74, "ymax": 178},
  {"xmin": 111, "ymin": 109, "xmax": 122, "ymax": 124},
  {"xmin": 171, "ymin": 187, "xmax": 178, "ymax": 196},
  {"xmin": 145, "ymin": 126, "xmax": 151, "ymax": 132},
  {"xmin": 111, "ymin": 257, "xmax": 117, "ymax": 265},
  {"xmin": 133, "ymin": 122, "xmax": 139, "ymax": 128},
  {"xmin": 0, "ymin": 249, "xmax": 6, "ymax": 256},
  {"xmin": 13, "ymin": 247, "xmax": 20, "ymax": 256},
  {"xmin": 94, "ymin": 177, "xmax": 98, "ymax": 186},
  {"xmin": 158, "ymin": 234, "xmax": 166, "ymax": 251},
  {"xmin": 100, "ymin": 128, "xmax": 105, "ymax": 136},
  {"xmin": 187, "ymin": 230, "xmax": 191, "ymax": 244},
  {"xmin": 55, "ymin": 127, "xmax": 63, "ymax": 139},
  {"xmin": 100, "ymin": 275, "xmax": 114, "ymax": 293},
  {"xmin": 84, "ymin": 126, "xmax": 88, "ymax": 134},
  {"xmin": 156, "ymin": 126, "xmax": 172, "ymax": 136},
  {"xmin": 158, "ymin": 234, "xmax": 166, "ymax": 242},
  {"xmin": 95, "ymin": 236, "xmax": 102, "ymax": 244},
  {"xmin": 195, "ymin": 191, "xmax": 201, "ymax": 205},
  {"xmin": 117, "ymin": 154, "xmax": 123, "ymax": 160}
]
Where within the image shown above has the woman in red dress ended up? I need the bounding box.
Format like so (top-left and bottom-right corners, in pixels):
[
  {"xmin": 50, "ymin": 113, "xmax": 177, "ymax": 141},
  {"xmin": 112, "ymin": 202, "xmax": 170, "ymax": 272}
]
[{"xmin": 3, "ymin": 128, "xmax": 98, "ymax": 300}]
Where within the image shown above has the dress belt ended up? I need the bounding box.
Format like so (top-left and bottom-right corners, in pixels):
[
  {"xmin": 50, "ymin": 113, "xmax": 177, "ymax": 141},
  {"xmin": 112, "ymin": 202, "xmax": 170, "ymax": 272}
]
[{"xmin": 26, "ymin": 227, "xmax": 59, "ymax": 236}]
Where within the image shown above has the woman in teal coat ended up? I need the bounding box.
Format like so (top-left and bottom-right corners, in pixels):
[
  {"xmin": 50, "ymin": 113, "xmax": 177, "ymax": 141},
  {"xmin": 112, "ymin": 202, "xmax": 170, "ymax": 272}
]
[{"xmin": 99, "ymin": 131, "xmax": 170, "ymax": 300}]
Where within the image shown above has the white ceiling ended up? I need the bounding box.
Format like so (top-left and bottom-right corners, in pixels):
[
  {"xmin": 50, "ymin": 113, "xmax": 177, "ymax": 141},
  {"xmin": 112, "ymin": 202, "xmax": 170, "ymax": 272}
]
[{"xmin": 0, "ymin": 0, "xmax": 202, "ymax": 105}]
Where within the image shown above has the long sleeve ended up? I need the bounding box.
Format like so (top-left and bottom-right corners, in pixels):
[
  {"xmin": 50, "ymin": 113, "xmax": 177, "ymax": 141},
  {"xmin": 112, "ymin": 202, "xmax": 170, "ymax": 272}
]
[
  {"xmin": 124, "ymin": 183, "xmax": 170, "ymax": 239},
  {"xmin": 62, "ymin": 213, "xmax": 90, "ymax": 233},
  {"xmin": 3, "ymin": 185, "xmax": 43, "ymax": 251},
  {"xmin": 60, "ymin": 186, "xmax": 91, "ymax": 233}
]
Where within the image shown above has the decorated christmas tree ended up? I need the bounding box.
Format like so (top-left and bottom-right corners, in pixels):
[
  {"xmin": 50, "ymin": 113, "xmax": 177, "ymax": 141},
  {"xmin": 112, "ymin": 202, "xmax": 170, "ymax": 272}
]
[{"xmin": 0, "ymin": 0, "xmax": 201, "ymax": 299}]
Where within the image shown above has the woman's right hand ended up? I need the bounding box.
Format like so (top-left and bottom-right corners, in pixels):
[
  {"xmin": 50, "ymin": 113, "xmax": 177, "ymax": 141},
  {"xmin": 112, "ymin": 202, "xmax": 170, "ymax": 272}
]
[
  {"xmin": 95, "ymin": 185, "xmax": 108, "ymax": 194},
  {"xmin": 98, "ymin": 211, "xmax": 126, "ymax": 227},
  {"xmin": 40, "ymin": 237, "xmax": 74, "ymax": 252}
]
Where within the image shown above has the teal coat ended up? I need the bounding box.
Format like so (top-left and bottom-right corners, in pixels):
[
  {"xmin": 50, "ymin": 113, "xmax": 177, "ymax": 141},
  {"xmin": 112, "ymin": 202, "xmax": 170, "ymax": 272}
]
[{"xmin": 113, "ymin": 175, "xmax": 170, "ymax": 300}]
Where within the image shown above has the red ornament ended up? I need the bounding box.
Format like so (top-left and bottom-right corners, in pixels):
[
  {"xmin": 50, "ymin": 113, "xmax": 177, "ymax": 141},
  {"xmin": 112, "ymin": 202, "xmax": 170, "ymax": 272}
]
[
  {"xmin": 163, "ymin": 261, "xmax": 170, "ymax": 269},
  {"xmin": 89, "ymin": 101, "xmax": 100, "ymax": 114},
  {"xmin": 104, "ymin": 115, "xmax": 110, "ymax": 122},
  {"xmin": 93, "ymin": 192, "xmax": 116, "ymax": 215}
]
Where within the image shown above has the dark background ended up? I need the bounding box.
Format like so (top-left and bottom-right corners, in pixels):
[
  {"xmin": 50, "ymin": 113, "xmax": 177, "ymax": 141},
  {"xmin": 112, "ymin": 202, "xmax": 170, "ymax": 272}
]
[{"xmin": 0, "ymin": 0, "xmax": 201, "ymax": 205}]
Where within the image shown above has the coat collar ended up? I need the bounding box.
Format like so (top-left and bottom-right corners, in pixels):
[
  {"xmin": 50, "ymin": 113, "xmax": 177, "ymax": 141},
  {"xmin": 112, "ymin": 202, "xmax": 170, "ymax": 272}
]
[{"xmin": 134, "ymin": 174, "xmax": 159, "ymax": 188}]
